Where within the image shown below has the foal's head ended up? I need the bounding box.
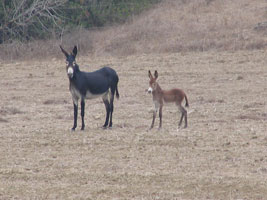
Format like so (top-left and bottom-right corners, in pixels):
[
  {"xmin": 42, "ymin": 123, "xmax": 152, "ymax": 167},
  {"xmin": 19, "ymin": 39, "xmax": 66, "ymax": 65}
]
[
  {"xmin": 147, "ymin": 70, "xmax": 158, "ymax": 93},
  {"xmin": 60, "ymin": 45, "xmax": 78, "ymax": 79}
]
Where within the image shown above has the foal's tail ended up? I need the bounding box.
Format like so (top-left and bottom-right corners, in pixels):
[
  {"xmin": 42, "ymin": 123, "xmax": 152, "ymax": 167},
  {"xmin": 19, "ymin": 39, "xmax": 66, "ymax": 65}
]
[{"xmin": 184, "ymin": 93, "xmax": 189, "ymax": 107}]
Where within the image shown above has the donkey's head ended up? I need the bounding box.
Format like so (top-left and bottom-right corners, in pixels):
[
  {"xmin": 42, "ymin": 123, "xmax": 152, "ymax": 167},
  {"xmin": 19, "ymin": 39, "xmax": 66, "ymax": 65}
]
[
  {"xmin": 60, "ymin": 45, "xmax": 78, "ymax": 79},
  {"xmin": 147, "ymin": 70, "xmax": 158, "ymax": 93}
]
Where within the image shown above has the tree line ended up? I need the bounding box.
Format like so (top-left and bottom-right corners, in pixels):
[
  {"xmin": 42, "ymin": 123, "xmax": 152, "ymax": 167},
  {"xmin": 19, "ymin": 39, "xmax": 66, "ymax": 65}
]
[{"xmin": 0, "ymin": 0, "xmax": 160, "ymax": 44}]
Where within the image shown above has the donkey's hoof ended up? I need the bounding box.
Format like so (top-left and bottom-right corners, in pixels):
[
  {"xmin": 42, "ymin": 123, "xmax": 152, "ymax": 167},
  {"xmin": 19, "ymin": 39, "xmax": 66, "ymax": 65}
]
[
  {"xmin": 71, "ymin": 128, "xmax": 76, "ymax": 131},
  {"xmin": 102, "ymin": 125, "xmax": 108, "ymax": 129},
  {"xmin": 81, "ymin": 127, "xmax": 85, "ymax": 131}
]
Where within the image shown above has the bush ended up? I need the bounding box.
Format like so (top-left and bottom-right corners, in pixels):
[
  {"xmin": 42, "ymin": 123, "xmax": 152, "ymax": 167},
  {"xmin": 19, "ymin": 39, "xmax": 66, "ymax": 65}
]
[{"xmin": 0, "ymin": 0, "xmax": 160, "ymax": 44}]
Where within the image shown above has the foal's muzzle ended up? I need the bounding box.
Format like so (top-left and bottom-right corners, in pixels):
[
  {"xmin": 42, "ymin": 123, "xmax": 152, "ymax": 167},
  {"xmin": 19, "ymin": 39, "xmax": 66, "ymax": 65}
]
[{"xmin": 147, "ymin": 87, "xmax": 153, "ymax": 94}]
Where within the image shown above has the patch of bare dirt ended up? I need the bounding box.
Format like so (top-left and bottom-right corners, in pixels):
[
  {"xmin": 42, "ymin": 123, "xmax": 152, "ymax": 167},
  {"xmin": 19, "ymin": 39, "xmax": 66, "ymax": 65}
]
[{"xmin": 0, "ymin": 50, "xmax": 266, "ymax": 199}]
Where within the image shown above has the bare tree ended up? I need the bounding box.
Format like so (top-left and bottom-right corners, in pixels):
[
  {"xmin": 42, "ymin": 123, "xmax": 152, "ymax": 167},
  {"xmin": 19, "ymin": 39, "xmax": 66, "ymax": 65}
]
[{"xmin": 0, "ymin": 0, "xmax": 67, "ymax": 43}]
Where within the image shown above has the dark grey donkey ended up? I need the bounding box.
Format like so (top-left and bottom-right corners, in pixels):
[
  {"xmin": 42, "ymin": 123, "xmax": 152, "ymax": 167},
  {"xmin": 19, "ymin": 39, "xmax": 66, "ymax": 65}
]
[{"xmin": 60, "ymin": 45, "xmax": 119, "ymax": 131}]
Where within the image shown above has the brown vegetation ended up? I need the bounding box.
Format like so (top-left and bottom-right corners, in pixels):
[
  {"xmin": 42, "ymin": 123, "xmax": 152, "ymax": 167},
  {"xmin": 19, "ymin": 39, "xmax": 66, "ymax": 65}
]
[{"xmin": 1, "ymin": 0, "xmax": 267, "ymax": 60}]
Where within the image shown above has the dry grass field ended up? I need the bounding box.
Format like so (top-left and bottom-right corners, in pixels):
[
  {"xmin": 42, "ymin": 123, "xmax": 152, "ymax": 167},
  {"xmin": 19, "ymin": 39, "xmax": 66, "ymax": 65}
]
[{"xmin": 0, "ymin": 49, "xmax": 266, "ymax": 199}]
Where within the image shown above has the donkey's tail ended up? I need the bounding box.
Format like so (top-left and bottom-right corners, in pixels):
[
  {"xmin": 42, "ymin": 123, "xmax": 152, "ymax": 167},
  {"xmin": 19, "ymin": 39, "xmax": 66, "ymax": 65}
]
[
  {"xmin": 115, "ymin": 74, "xmax": 119, "ymax": 100},
  {"xmin": 184, "ymin": 93, "xmax": 189, "ymax": 107},
  {"xmin": 115, "ymin": 84, "xmax": 119, "ymax": 99}
]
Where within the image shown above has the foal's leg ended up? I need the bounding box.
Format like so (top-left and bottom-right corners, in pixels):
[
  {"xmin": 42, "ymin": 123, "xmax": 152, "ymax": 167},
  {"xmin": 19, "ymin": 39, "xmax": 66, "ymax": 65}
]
[
  {"xmin": 178, "ymin": 112, "xmax": 184, "ymax": 128},
  {"xmin": 102, "ymin": 94, "xmax": 110, "ymax": 128},
  {"xmin": 178, "ymin": 104, "xmax": 187, "ymax": 128},
  {"xmin": 150, "ymin": 102, "xmax": 159, "ymax": 129},
  {"xmin": 177, "ymin": 104, "xmax": 184, "ymax": 128},
  {"xmin": 158, "ymin": 104, "xmax": 163, "ymax": 130},
  {"xmin": 81, "ymin": 99, "xmax": 85, "ymax": 130},
  {"xmin": 184, "ymin": 107, "xmax": 188, "ymax": 128}
]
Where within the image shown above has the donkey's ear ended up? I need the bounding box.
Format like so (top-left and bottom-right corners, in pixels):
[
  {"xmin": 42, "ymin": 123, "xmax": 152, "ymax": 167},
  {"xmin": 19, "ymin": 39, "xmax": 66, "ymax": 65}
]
[
  {"xmin": 60, "ymin": 45, "xmax": 69, "ymax": 58},
  {"xmin": 148, "ymin": 70, "xmax": 153, "ymax": 79},
  {"xmin": 154, "ymin": 70, "xmax": 158, "ymax": 79},
  {"xmin": 72, "ymin": 46, "xmax": 78, "ymax": 58}
]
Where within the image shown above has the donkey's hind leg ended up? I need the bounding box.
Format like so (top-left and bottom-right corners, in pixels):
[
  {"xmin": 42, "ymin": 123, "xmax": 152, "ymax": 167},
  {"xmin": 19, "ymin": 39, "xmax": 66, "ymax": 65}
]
[
  {"xmin": 108, "ymin": 90, "xmax": 115, "ymax": 127},
  {"xmin": 102, "ymin": 93, "xmax": 110, "ymax": 128}
]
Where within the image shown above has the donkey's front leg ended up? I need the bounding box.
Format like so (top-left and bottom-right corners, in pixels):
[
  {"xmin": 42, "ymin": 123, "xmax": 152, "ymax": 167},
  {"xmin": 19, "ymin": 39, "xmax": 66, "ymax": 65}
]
[
  {"xmin": 81, "ymin": 99, "xmax": 85, "ymax": 130},
  {"xmin": 72, "ymin": 102, "xmax": 78, "ymax": 131}
]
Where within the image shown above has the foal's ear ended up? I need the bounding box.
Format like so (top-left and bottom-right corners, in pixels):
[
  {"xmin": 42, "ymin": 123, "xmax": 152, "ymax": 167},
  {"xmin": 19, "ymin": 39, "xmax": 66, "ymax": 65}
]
[
  {"xmin": 154, "ymin": 70, "xmax": 158, "ymax": 79},
  {"xmin": 148, "ymin": 70, "xmax": 153, "ymax": 79},
  {"xmin": 72, "ymin": 46, "xmax": 78, "ymax": 58},
  {"xmin": 60, "ymin": 45, "xmax": 69, "ymax": 58}
]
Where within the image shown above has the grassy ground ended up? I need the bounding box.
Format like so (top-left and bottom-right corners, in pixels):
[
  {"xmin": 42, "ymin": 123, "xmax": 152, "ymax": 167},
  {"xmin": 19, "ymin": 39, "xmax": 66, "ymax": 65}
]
[{"xmin": 0, "ymin": 49, "xmax": 266, "ymax": 199}]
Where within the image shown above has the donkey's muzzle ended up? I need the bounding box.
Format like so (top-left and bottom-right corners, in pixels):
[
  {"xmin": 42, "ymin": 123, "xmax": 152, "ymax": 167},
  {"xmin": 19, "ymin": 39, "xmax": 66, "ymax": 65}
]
[{"xmin": 67, "ymin": 67, "xmax": 74, "ymax": 78}]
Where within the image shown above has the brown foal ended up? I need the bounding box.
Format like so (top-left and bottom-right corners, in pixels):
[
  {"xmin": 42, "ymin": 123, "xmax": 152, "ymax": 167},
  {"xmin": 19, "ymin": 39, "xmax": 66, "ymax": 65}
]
[{"xmin": 147, "ymin": 70, "xmax": 189, "ymax": 130}]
